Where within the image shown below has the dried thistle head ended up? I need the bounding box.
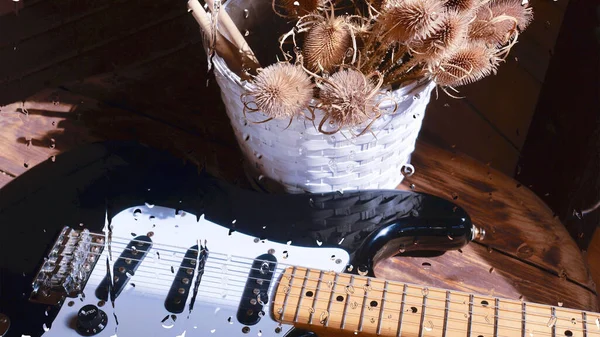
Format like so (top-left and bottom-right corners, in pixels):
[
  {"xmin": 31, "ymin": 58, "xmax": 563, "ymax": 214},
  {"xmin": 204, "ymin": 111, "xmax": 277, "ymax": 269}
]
[
  {"xmin": 273, "ymin": 0, "xmax": 323, "ymax": 18},
  {"xmin": 303, "ymin": 16, "xmax": 353, "ymax": 72},
  {"xmin": 444, "ymin": 0, "xmax": 483, "ymax": 13},
  {"xmin": 469, "ymin": 0, "xmax": 533, "ymax": 45},
  {"xmin": 246, "ymin": 63, "xmax": 314, "ymax": 119},
  {"xmin": 319, "ymin": 69, "xmax": 383, "ymax": 129},
  {"xmin": 410, "ymin": 10, "xmax": 471, "ymax": 61},
  {"xmin": 377, "ymin": 0, "xmax": 444, "ymax": 44},
  {"xmin": 429, "ymin": 41, "xmax": 499, "ymax": 87}
]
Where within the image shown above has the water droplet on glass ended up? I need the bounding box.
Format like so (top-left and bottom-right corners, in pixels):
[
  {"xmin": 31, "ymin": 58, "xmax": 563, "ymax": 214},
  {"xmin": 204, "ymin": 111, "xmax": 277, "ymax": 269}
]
[
  {"xmin": 244, "ymin": 30, "xmax": 250, "ymax": 36},
  {"xmin": 260, "ymin": 261, "xmax": 270, "ymax": 274},
  {"xmin": 424, "ymin": 321, "xmax": 434, "ymax": 332},
  {"xmin": 345, "ymin": 285, "xmax": 355, "ymax": 294},
  {"xmin": 211, "ymin": 329, "xmax": 216, "ymax": 333},
  {"xmin": 451, "ymin": 192, "xmax": 459, "ymax": 200},
  {"xmin": 43, "ymin": 323, "xmax": 50, "ymax": 332},
  {"xmin": 558, "ymin": 301, "xmax": 564, "ymax": 307},
  {"xmin": 347, "ymin": 163, "xmax": 356, "ymax": 173},
  {"xmin": 243, "ymin": 9, "xmax": 249, "ymax": 18},
  {"xmin": 328, "ymin": 159, "xmax": 338, "ymax": 173},
  {"xmin": 413, "ymin": 94, "xmax": 421, "ymax": 100},
  {"xmin": 145, "ymin": 202, "xmax": 154, "ymax": 208},
  {"xmin": 308, "ymin": 307, "xmax": 315, "ymax": 314},
  {"xmin": 298, "ymin": 147, "xmax": 305, "ymax": 155},
  {"xmin": 357, "ymin": 265, "xmax": 368, "ymax": 276},
  {"xmin": 349, "ymin": 150, "xmax": 355, "ymax": 159},
  {"xmin": 319, "ymin": 311, "xmax": 329, "ymax": 324},
  {"xmin": 345, "ymin": 48, "xmax": 354, "ymax": 58},
  {"xmin": 133, "ymin": 209, "xmax": 142, "ymax": 218},
  {"xmin": 422, "ymin": 287, "xmax": 429, "ymax": 296},
  {"xmin": 316, "ymin": 239, "xmax": 323, "ymax": 246}
]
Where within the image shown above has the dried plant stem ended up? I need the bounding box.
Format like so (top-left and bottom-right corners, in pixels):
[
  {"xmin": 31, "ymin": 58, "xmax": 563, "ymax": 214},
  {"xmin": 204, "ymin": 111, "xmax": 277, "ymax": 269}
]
[
  {"xmin": 187, "ymin": 0, "xmax": 245, "ymax": 75},
  {"xmin": 201, "ymin": 0, "xmax": 261, "ymax": 69}
]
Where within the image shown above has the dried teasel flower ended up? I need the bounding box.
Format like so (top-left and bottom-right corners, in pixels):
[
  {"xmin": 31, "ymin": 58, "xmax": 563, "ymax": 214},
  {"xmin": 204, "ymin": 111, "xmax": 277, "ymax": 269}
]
[
  {"xmin": 318, "ymin": 69, "xmax": 384, "ymax": 133},
  {"xmin": 303, "ymin": 15, "xmax": 353, "ymax": 72},
  {"xmin": 243, "ymin": 62, "xmax": 314, "ymax": 121},
  {"xmin": 377, "ymin": 0, "xmax": 444, "ymax": 44},
  {"xmin": 428, "ymin": 41, "xmax": 499, "ymax": 87},
  {"xmin": 469, "ymin": 0, "xmax": 533, "ymax": 46},
  {"xmin": 444, "ymin": 0, "xmax": 483, "ymax": 13},
  {"xmin": 410, "ymin": 10, "xmax": 471, "ymax": 61}
]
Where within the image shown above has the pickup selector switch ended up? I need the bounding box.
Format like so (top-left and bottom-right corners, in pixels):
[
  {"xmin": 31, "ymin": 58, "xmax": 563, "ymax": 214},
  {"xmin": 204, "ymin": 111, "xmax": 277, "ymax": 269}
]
[{"xmin": 76, "ymin": 305, "xmax": 107, "ymax": 336}]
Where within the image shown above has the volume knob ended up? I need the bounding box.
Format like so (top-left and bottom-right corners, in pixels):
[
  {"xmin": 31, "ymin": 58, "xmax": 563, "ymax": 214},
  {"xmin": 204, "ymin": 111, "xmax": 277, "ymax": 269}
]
[{"xmin": 76, "ymin": 305, "xmax": 108, "ymax": 336}]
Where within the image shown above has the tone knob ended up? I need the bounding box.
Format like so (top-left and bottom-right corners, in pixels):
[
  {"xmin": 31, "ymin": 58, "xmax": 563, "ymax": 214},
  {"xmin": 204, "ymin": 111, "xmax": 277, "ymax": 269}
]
[{"xmin": 76, "ymin": 305, "xmax": 108, "ymax": 336}]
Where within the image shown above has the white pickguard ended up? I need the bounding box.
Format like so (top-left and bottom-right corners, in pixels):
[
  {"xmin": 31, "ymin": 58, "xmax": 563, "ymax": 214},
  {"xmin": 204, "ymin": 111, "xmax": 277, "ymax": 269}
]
[{"xmin": 44, "ymin": 204, "xmax": 350, "ymax": 337}]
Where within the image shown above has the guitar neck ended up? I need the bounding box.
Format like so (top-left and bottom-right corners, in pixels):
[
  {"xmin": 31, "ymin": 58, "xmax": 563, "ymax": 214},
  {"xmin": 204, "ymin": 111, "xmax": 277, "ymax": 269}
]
[{"xmin": 273, "ymin": 266, "xmax": 599, "ymax": 337}]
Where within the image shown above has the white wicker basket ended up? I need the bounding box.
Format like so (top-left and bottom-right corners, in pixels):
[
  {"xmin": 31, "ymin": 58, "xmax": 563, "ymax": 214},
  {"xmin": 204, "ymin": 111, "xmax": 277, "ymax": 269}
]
[{"xmin": 211, "ymin": 54, "xmax": 435, "ymax": 193}]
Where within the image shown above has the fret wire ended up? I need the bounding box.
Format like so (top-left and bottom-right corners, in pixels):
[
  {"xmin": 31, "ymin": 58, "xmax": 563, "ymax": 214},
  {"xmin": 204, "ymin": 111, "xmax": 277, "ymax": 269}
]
[
  {"xmin": 419, "ymin": 288, "xmax": 428, "ymax": 337},
  {"xmin": 522, "ymin": 302, "xmax": 527, "ymax": 337},
  {"xmin": 308, "ymin": 270, "xmax": 324, "ymax": 325},
  {"xmin": 272, "ymin": 273, "xmax": 585, "ymax": 323},
  {"xmin": 280, "ymin": 266, "xmax": 296, "ymax": 322},
  {"xmin": 294, "ymin": 268, "xmax": 310, "ymax": 323},
  {"xmin": 357, "ymin": 278, "xmax": 370, "ymax": 333},
  {"xmin": 276, "ymin": 290, "xmax": 589, "ymax": 332},
  {"xmin": 376, "ymin": 281, "xmax": 388, "ymax": 336},
  {"xmin": 443, "ymin": 291, "xmax": 450, "ymax": 337},
  {"xmin": 273, "ymin": 300, "xmax": 540, "ymax": 337},
  {"xmin": 582, "ymin": 312, "xmax": 587, "ymax": 337},
  {"xmin": 324, "ymin": 273, "xmax": 339, "ymax": 328},
  {"xmin": 468, "ymin": 294, "xmax": 474, "ymax": 337},
  {"xmin": 397, "ymin": 284, "xmax": 407, "ymax": 337},
  {"xmin": 552, "ymin": 306, "xmax": 557, "ymax": 337},
  {"xmin": 494, "ymin": 298, "xmax": 500, "ymax": 337},
  {"xmin": 340, "ymin": 275, "xmax": 355, "ymax": 330}
]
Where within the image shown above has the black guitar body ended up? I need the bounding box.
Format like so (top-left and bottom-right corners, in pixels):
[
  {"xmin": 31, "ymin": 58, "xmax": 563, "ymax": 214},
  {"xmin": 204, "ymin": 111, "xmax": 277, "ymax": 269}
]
[{"xmin": 0, "ymin": 141, "xmax": 475, "ymax": 337}]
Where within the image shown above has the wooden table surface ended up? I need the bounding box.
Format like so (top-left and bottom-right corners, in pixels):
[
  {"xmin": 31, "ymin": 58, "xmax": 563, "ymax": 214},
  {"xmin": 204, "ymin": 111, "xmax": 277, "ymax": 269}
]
[{"xmin": 0, "ymin": 40, "xmax": 597, "ymax": 312}]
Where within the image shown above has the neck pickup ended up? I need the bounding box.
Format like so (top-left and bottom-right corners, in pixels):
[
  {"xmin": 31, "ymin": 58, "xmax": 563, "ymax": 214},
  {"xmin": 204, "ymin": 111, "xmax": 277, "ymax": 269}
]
[{"xmin": 30, "ymin": 227, "xmax": 104, "ymax": 305}]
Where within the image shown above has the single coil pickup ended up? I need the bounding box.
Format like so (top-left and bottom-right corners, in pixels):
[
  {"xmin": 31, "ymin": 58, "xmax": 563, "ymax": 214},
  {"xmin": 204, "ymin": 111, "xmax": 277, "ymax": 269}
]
[
  {"xmin": 236, "ymin": 253, "xmax": 277, "ymax": 326},
  {"xmin": 164, "ymin": 244, "xmax": 200, "ymax": 313},
  {"xmin": 95, "ymin": 236, "xmax": 153, "ymax": 301}
]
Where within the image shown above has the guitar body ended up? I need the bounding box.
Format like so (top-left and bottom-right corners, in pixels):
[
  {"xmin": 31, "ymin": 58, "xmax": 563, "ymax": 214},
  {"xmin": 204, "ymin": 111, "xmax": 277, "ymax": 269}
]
[{"xmin": 0, "ymin": 142, "xmax": 475, "ymax": 337}]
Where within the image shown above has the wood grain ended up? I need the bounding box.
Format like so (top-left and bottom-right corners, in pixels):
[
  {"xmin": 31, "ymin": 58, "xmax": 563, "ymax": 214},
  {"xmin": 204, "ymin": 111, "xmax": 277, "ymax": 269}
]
[{"xmin": 398, "ymin": 141, "xmax": 596, "ymax": 292}]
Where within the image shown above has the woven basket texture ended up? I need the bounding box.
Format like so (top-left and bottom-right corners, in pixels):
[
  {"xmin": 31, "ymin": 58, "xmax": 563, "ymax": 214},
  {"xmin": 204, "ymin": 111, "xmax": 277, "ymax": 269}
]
[{"xmin": 212, "ymin": 56, "xmax": 435, "ymax": 193}]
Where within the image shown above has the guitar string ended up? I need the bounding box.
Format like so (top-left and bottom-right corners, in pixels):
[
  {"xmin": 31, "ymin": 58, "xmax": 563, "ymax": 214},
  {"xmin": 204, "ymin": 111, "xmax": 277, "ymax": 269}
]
[
  {"xmin": 65, "ymin": 238, "xmax": 594, "ymax": 327},
  {"xmin": 78, "ymin": 246, "xmax": 590, "ymax": 333}
]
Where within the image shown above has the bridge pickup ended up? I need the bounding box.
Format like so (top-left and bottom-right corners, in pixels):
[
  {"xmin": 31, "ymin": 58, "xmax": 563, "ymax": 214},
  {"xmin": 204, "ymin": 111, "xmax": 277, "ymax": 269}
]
[
  {"xmin": 95, "ymin": 235, "xmax": 153, "ymax": 301},
  {"xmin": 237, "ymin": 253, "xmax": 277, "ymax": 326},
  {"xmin": 164, "ymin": 244, "xmax": 201, "ymax": 313},
  {"xmin": 30, "ymin": 227, "xmax": 104, "ymax": 305}
]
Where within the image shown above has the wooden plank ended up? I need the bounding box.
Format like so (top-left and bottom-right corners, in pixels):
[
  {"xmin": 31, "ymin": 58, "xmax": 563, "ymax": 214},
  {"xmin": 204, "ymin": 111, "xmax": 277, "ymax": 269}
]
[
  {"xmin": 422, "ymin": 93, "xmax": 520, "ymax": 175},
  {"xmin": 0, "ymin": 13, "xmax": 201, "ymax": 106},
  {"xmin": 0, "ymin": 171, "xmax": 13, "ymax": 189},
  {"xmin": 586, "ymin": 229, "xmax": 600, "ymax": 307},
  {"xmin": 0, "ymin": 86, "xmax": 247, "ymax": 187},
  {"xmin": 399, "ymin": 141, "xmax": 597, "ymax": 291},
  {"xmin": 376, "ymin": 242, "xmax": 598, "ymax": 312},
  {"xmin": 0, "ymin": 0, "xmax": 187, "ymax": 85},
  {"xmin": 0, "ymin": 0, "xmax": 114, "ymax": 49}
]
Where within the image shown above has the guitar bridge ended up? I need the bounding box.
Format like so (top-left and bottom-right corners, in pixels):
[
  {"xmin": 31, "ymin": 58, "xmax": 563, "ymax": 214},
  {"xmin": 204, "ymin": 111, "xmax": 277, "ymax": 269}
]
[{"xmin": 30, "ymin": 226, "xmax": 104, "ymax": 305}]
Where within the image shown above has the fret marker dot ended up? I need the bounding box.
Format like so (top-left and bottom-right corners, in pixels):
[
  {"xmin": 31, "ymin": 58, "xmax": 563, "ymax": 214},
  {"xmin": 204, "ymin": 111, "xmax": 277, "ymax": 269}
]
[
  {"xmin": 336, "ymin": 295, "xmax": 345, "ymax": 302},
  {"xmin": 370, "ymin": 300, "xmax": 378, "ymax": 307},
  {"xmin": 306, "ymin": 291, "xmax": 314, "ymax": 297},
  {"xmin": 481, "ymin": 300, "xmax": 489, "ymax": 307},
  {"xmin": 564, "ymin": 330, "xmax": 573, "ymax": 337},
  {"xmin": 410, "ymin": 306, "xmax": 418, "ymax": 313}
]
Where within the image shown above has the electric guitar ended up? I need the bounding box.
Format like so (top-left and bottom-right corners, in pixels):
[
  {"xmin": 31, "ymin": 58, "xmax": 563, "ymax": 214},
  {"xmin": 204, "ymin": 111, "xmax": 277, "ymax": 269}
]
[{"xmin": 0, "ymin": 142, "xmax": 596, "ymax": 337}]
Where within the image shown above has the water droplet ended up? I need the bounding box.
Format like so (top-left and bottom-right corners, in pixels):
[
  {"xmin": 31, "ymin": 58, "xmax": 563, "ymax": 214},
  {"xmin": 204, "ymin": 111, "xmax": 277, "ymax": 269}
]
[
  {"xmin": 451, "ymin": 192, "xmax": 459, "ymax": 200},
  {"xmin": 546, "ymin": 315, "xmax": 557, "ymax": 327},
  {"xmin": 345, "ymin": 285, "xmax": 355, "ymax": 294},
  {"xmin": 308, "ymin": 307, "xmax": 315, "ymax": 314},
  {"xmin": 422, "ymin": 287, "xmax": 429, "ymax": 296},
  {"xmin": 298, "ymin": 147, "xmax": 304, "ymax": 155},
  {"xmin": 401, "ymin": 164, "xmax": 415, "ymax": 177},
  {"xmin": 145, "ymin": 202, "xmax": 154, "ymax": 208},
  {"xmin": 347, "ymin": 163, "xmax": 356, "ymax": 173},
  {"xmin": 398, "ymin": 244, "xmax": 406, "ymax": 253},
  {"xmin": 319, "ymin": 311, "xmax": 329, "ymax": 324},
  {"xmin": 357, "ymin": 265, "xmax": 368, "ymax": 276},
  {"xmin": 43, "ymin": 323, "xmax": 50, "ymax": 332},
  {"xmin": 558, "ymin": 301, "xmax": 564, "ymax": 307},
  {"xmin": 413, "ymin": 94, "xmax": 421, "ymax": 100},
  {"xmin": 161, "ymin": 315, "xmax": 176, "ymax": 329},
  {"xmin": 345, "ymin": 48, "xmax": 354, "ymax": 58},
  {"xmin": 328, "ymin": 159, "xmax": 338, "ymax": 173},
  {"xmin": 211, "ymin": 329, "xmax": 216, "ymax": 333},
  {"xmin": 571, "ymin": 318, "xmax": 577, "ymax": 325},
  {"xmin": 133, "ymin": 209, "xmax": 142, "ymax": 218},
  {"xmin": 244, "ymin": 30, "xmax": 250, "ymax": 36},
  {"xmin": 424, "ymin": 321, "xmax": 434, "ymax": 332},
  {"xmin": 443, "ymin": 103, "xmax": 450, "ymax": 108},
  {"xmin": 243, "ymin": 9, "xmax": 249, "ymax": 18}
]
